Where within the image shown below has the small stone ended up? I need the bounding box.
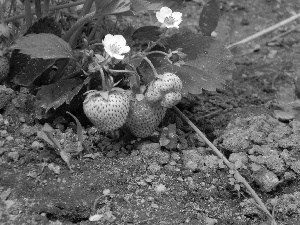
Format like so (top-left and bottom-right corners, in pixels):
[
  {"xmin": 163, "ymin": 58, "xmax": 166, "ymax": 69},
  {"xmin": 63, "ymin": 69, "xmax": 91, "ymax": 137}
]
[
  {"xmin": 254, "ymin": 169, "xmax": 279, "ymax": 192},
  {"xmin": 31, "ymin": 141, "xmax": 44, "ymax": 150},
  {"xmin": 5, "ymin": 135, "xmax": 13, "ymax": 141},
  {"xmin": 148, "ymin": 162, "xmax": 161, "ymax": 173},
  {"xmin": 154, "ymin": 184, "xmax": 167, "ymax": 194},
  {"xmin": 7, "ymin": 151, "xmax": 19, "ymax": 162},
  {"xmin": 19, "ymin": 116, "xmax": 25, "ymax": 123},
  {"xmin": 103, "ymin": 189, "xmax": 110, "ymax": 195}
]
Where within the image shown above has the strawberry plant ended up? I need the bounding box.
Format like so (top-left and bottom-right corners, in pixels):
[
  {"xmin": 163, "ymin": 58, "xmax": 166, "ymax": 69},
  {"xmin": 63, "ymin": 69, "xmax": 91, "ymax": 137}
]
[{"xmin": 4, "ymin": 0, "xmax": 234, "ymax": 137}]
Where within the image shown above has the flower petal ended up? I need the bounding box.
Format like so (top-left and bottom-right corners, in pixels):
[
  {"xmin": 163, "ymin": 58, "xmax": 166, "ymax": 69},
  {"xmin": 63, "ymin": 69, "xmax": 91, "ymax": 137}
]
[
  {"xmin": 172, "ymin": 12, "xmax": 182, "ymax": 21},
  {"xmin": 160, "ymin": 7, "xmax": 172, "ymax": 17},
  {"xmin": 121, "ymin": 45, "xmax": 130, "ymax": 54},
  {"xmin": 104, "ymin": 45, "xmax": 113, "ymax": 57},
  {"xmin": 102, "ymin": 34, "xmax": 114, "ymax": 46},
  {"xmin": 113, "ymin": 35, "xmax": 127, "ymax": 46},
  {"xmin": 156, "ymin": 12, "xmax": 166, "ymax": 23}
]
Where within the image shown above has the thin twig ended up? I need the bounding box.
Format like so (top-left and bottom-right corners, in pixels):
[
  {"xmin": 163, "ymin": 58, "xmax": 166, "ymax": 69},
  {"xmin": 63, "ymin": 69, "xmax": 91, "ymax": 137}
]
[
  {"xmin": 267, "ymin": 23, "xmax": 300, "ymax": 43},
  {"xmin": 227, "ymin": 12, "xmax": 300, "ymax": 49},
  {"xmin": 172, "ymin": 106, "xmax": 276, "ymax": 224}
]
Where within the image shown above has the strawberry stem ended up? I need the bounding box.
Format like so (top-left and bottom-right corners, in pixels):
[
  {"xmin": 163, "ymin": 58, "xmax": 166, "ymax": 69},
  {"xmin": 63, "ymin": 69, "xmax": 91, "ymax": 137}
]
[
  {"xmin": 99, "ymin": 66, "xmax": 107, "ymax": 91},
  {"xmin": 109, "ymin": 69, "xmax": 135, "ymax": 73},
  {"xmin": 145, "ymin": 51, "xmax": 170, "ymax": 58},
  {"xmin": 143, "ymin": 56, "xmax": 159, "ymax": 77}
]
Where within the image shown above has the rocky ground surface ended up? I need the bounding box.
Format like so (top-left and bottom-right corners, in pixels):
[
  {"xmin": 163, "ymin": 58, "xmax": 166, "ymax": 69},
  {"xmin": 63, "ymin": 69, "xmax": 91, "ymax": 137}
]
[{"xmin": 1, "ymin": 0, "xmax": 300, "ymax": 224}]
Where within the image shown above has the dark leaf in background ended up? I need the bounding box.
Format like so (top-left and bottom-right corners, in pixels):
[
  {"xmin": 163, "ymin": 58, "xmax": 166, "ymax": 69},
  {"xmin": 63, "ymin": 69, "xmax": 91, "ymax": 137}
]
[
  {"xmin": 11, "ymin": 33, "xmax": 74, "ymax": 60},
  {"xmin": 13, "ymin": 58, "xmax": 55, "ymax": 86},
  {"xmin": 36, "ymin": 77, "xmax": 91, "ymax": 112},
  {"xmin": 95, "ymin": 0, "xmax": 131, "ymax": 15},
  {"xmin": 139, "ymin": 32, "xmax": 235, "ymax": 95},
  {"xmin": 199, "ymin": 0, "xmax": 220, "ymax": 36},
  {"xmin": 132, "ymin": 26, "xmax": 162, "ymax": 42},
  {"xmin": 130, "ymin": 0, "xmax": 185, "ymax": 14},
  {"xmin": 9, "ymin": 17, "xmax": 62, "ymax": 84}
]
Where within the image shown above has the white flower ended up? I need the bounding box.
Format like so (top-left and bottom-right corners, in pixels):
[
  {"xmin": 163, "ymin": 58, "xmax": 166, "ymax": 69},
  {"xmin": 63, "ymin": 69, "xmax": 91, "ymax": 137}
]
[
  {"xmin": 156, "ymin": 7, "xmax": 182, "ymax": 29},
  {"xmin": 102, "ymin": 34, "xmax": 130, "ymax": 60}
]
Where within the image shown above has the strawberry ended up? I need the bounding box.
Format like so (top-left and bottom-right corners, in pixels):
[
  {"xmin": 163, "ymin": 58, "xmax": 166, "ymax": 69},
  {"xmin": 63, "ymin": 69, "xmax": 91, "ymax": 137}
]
[
  {"xmin": 145, "ymin": 72, "xmax": 182, "ymax": 104},
  {"xmin": 155, "ymin": 72, "xmax": 183, "ymax": 93},
  {"xmin": 144, "ymin": 80, "xmax": 163, "ymax": 103},
  {"xmin": 0, "ymin": 56, "xmax": 9, "ymax": 82},
  {"xmin": 83, "ymin": 90, "xmax": 130, "ymax": 132},
  {"xmin": 125, "ymin": 98, "xmax": 167, "ymax": 138},
  {"xmin": 160, "ymin": 92, "xmax": 182, "ymax": 108}
]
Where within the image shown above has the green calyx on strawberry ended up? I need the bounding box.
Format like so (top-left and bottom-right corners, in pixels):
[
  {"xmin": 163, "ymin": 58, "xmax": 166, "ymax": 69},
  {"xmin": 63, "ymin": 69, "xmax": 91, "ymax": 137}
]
[
  {"xmin": 83, "ymin": 88, "xmax": 131, "ymax": 132},
  {"xmin": 125, "ymin": 98, "xmax": 167, "ymax": 138},
  {"xmin": 145, "ymin": 72, "xmax": 183, "ymax": 108}
]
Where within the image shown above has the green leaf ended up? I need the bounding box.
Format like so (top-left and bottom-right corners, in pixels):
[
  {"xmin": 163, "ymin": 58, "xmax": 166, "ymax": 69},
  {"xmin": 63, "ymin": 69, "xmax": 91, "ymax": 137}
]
[
  {"xmin": 139, "ymin": 32, "xmax": 235, "ymax": 95},
  {"xmin": 95, "ymin": 0, "xmax": 131, "ymax": 15},
  {"xmin": 11, "ymin": 33, "xmax": 74, "ymax": 59},
  {"xmin": 198, "ymin": 0, "xmax": 220, "ymax": 36},
  {"xmin": 130, "ymin": 0, "xmax": 185, "ymax": 14},
  {"xmin": 132, "ymin": 26, "xmax": 162, "ymax": 42},
  {"xmin": 66, "ymin": 112, "xmax": 84, "ymax": 146},
  {"xmin": 13, "ymin": 58, "xmax": 55, "ymax": 86},
  {"xmin": 36, "ymin": 77, "xmax": 91, "ymax": 112},
  {"xmin": 37, "ymin": 123, "xmax": 62, "ymax": 150}
]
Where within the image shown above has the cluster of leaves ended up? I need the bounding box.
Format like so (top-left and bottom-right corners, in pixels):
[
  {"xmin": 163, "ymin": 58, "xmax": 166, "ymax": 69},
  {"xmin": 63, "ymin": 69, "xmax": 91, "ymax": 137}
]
[{"xmin": 8, "ymin": 0, "xmax": 235, "ymax": 114}]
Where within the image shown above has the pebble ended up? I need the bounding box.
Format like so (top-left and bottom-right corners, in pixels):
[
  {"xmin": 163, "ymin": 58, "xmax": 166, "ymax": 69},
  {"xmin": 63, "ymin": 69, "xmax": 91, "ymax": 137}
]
[
  {"xmin": 154, "ymin": 184, "xmax": 167, "ymax": 194},
  {"xmin": 7, "ymin": 151, "xmax": 19, "ymax": 161},
  {"xmin": 31, "ymin": 141, "xmax": 44, "ymax": 150}
]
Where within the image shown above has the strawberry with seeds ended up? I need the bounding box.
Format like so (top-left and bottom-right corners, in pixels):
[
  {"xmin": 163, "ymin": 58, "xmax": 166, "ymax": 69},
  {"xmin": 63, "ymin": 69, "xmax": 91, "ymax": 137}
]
[{"xmin": 83, "ymin": 88, "xmax": 131, "ymax": 132}]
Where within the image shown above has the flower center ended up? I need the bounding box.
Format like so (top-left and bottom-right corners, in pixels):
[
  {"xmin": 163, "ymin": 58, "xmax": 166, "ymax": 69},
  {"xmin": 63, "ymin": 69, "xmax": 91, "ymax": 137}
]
[
  {"xmin": 164, "ymin": 16, "xmax": 175, "ymax": 26},
  {"xmin": 109, "ymin": 43, "xmax": 121, "ymax": 54}
]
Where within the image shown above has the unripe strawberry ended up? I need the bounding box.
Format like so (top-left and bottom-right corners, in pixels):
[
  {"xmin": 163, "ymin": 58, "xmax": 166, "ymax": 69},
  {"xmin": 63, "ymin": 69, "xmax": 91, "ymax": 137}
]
[
  {"xmin": 83, "ymin": 90, "xmax": 130, "ymax": 132},
  {"xmin": 0, "ymin": 56, "xmax": 9, "ymax": 83},
  {"xmin": 125, "ymin": 99, "xmax": 167, "ymax": 138},
  {"xmin": 161, "ymin": 92, "xmax": 182, "ymax": 108},
  {"xmin": 144, "ymin": 80, "xmax": 163, "ymax": 103},
  {"xmin": 156, "ymin": 72, "xmax": 183, "ymax": 93}
]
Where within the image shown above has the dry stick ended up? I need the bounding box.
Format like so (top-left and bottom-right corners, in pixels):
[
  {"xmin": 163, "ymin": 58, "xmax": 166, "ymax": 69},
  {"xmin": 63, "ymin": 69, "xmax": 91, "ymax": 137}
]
[
  {"xmin": 172, "ymin": 106, "xmax": 276, "ymax": 224},
  {"xmin": 23, "ymin": 0, "xmax": 32, "ymax": 29},
  {"xmin": 4, "ymin": 0, "xmax": 86, "ymax": 23},
  {"xmin": 267, "ymin": 23, "xmax": 300, "ymax": 43},
  {"xmin": 227, "ymin": 12, "xmax": 300, "ymax": 49}
]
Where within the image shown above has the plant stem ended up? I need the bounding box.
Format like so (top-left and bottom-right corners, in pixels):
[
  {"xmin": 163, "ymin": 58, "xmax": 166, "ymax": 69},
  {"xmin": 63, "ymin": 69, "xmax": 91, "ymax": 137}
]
[
  {"xmin": 172, "ymin": 106, "xmax": 276, "ymax": 224},
  {"xmin": 4, "ymin": 0, "xmax": 86, "ymax": 23},
  {"xmin": 63, "ymin": 11, "xmax": 96, "ymax": 43},
  {"xmin": 68, "ymin": 0, "xmax": 94, "ymax": 49},
  {"xmin": 34, "ymin": 0, "xmax": 42, "ymax": 19},
  {"xmin": 143, "ymin": 56, "xmax": 159, "ymax": 77},
  {"xmin": 145, "ymin": 50, "xmax": 169, "ymax": 57},
  {"xmin": 109, "ymin": 69, "xmax": 135, "ymax": 73},
  {"xmin": 99, "ymin": 66, "xmax": 106, "ymax": 91},
  {"xmin": 24, "ymin": 0, "xmax": 32, "ymax": 29},
  {"xmin": 0, "ymin": 0, "xmax": 4, "ymax": 25}
]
